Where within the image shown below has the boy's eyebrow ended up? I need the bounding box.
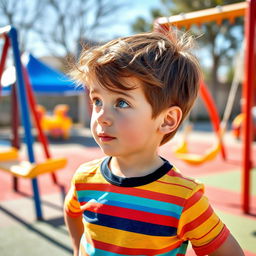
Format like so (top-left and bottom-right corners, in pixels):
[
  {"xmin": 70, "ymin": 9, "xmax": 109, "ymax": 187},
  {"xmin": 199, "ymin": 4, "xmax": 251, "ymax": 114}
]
[
  {"xmin": 90, "ymin": 88, "xmax": 136, "ymax": 100},
  {"xmin": 115, "ymin": 90, "xmax": 136, "ymax": 100}
]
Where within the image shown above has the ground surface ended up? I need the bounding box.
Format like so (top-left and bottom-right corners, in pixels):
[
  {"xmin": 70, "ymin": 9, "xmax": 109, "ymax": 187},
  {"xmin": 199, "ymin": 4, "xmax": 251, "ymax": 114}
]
[{"xmin": 0, "ymin": 126, "xmax": 255, "ymax": 255}]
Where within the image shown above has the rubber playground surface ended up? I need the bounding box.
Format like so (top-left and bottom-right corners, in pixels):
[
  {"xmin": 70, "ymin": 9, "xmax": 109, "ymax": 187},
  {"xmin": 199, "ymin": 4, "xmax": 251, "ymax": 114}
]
[{"xmin": 0, "ymin": 126, "xmax": 255, "ymax": 256}]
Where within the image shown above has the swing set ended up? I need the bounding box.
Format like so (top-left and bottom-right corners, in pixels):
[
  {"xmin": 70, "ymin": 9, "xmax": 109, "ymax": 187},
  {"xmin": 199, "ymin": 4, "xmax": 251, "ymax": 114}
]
[
  {"xmin": 154, "ymin": 1, "xmax": 256, "ymax": 214},
  {"xmin": 0, "ymin": 26, "xmax": 67, "ymax": 219}
]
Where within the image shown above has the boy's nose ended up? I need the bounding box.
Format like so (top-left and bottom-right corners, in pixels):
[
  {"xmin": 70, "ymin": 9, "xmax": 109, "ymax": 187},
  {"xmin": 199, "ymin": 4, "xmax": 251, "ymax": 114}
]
[{"xmin": 97, "ymin": 109, "xmax": 112, "ymax": 126}]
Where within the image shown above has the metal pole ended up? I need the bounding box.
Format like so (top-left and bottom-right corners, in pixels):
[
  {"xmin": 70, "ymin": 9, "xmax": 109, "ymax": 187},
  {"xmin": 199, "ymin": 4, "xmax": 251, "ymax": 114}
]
[
  {"xmin": 242, "ymin": 0, "xmax": 256, "ymax": 214},
  {"xmin": 8, "ymin": 27, "xmax": 43, "ymax": 220}
]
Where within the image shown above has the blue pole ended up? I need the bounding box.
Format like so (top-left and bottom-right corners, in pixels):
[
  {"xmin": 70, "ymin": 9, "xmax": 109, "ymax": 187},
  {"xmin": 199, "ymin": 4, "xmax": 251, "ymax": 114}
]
[{"xmin": 8, "ymin": 27, "xmax": 43, "ymax": 220}]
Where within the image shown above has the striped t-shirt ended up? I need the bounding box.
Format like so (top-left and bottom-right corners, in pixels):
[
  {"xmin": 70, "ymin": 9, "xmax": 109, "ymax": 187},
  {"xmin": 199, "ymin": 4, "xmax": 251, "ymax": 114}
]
[{"xmin": 65, "ymin": 157, "xmax": 229, "ymax": 256}]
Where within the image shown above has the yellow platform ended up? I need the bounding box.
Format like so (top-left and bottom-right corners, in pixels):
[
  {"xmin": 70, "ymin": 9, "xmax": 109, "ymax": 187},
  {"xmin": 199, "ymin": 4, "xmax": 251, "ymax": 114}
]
[
  {"xmin": 0, "ymin": 158, "xmax": 67, "ymax": 178},
  {"xmin": 0, "ymin": 147, "xmax": 19, "ymax": 161}
]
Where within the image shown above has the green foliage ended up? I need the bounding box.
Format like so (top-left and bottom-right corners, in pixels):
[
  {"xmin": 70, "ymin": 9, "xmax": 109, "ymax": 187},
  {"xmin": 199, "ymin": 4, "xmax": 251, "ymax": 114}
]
[{"xmin": 132, "ymin": 8, "xmax": 163, "ymax": 33}]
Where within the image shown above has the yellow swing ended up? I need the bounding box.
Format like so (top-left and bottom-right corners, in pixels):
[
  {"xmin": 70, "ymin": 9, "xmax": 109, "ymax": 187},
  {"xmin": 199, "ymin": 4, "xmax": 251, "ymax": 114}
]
[
  {"xmin": 174, "ymin": 43, "xmax": 243, "ymax": 166},
  {"xmin": 174, "ymin": 124, "xmax": 222, "ymax": 165},
  {"xmin": 0, "ymin": 147, "xmax": 67, "ymax": 179}
]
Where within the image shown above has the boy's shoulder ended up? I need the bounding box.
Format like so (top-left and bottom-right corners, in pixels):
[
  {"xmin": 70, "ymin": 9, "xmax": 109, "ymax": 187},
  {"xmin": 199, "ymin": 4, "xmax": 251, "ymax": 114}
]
[
  {"xmin": 169, "ymin": 164, "xmax": 204, "ymax": 194},
  {"xmin": 73, "ymin": 157, "xmax": 106, "ymax": 181}
]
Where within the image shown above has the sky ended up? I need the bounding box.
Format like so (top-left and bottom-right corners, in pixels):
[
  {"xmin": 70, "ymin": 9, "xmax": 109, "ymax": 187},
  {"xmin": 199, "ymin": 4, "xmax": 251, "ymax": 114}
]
[
  {"xmin": 101, "ymin": 0, "xmax": 165, "ymax": 38},
  {"xmin": 1, "ymin": 0, "xmax": 243, "ymax": 78},
  {"xmin": 31, "ymin": 0, "xmax": 166, "ymax": 57}
]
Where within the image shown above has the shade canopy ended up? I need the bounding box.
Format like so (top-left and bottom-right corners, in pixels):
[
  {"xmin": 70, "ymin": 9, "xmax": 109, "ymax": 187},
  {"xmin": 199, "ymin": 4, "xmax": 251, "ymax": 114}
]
[{"xmin": 1, "ymin": 53, "xmax": 85, "ymax": 95}]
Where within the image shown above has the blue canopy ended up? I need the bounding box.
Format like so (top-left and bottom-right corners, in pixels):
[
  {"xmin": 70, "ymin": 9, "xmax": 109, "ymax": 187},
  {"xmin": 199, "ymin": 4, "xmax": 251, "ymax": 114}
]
[{"xmin": 1, "ymin": 53, "xmax": 85, "ymax": 95}]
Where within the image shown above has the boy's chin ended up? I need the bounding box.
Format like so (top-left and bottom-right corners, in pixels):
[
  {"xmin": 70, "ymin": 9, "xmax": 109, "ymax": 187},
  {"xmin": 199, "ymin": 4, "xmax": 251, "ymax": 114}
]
[{"xmin": 99, "ymin": 147, "xmax": 115, "ymax": 156}]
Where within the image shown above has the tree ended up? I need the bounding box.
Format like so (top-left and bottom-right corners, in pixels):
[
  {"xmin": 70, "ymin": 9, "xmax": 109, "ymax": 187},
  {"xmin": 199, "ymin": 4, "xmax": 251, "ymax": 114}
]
[
  {"xmin": 0, "ymin": 0, "xmax": 46, "ymax": 52},
  {"xmin": 132, "ymin": 0, "xmax": 244, "ymax": 95},
  {"xmin": 34, "ymin": 0, "xmax": 124, "ymax": 59},
  {"xmin": 0, "ymin": 0, "xmax": 124, "ymax": 61}
]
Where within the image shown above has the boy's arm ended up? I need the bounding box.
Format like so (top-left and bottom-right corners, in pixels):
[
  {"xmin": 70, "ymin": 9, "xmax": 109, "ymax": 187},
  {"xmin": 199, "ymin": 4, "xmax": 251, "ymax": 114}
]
[
  {"xmin": 64, "ymin": 211, "xmax": 84, "ymax": 256},
  {"xmin": 209, "ymin": 234, "xmax": 244, "ymax": 256}
]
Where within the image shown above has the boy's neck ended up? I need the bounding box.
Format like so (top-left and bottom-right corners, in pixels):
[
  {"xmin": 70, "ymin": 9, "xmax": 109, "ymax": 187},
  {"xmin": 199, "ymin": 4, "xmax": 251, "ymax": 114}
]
[{"xmin": 109, "ymin": 154, "xmax": 164, "ymax": 178}]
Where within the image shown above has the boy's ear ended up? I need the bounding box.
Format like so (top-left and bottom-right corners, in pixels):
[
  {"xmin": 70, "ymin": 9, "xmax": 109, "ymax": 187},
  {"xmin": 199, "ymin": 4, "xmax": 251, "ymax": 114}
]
[{"xmin": 159, "ymin": 106, "xmax": 182, "ymax": 134}]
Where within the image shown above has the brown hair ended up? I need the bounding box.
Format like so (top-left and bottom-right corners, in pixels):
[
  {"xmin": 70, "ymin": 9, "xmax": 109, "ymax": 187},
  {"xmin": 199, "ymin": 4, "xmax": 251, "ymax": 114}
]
[{"xmin": 70, "ymin": 31, "xmax": 201, "ymax": 145}]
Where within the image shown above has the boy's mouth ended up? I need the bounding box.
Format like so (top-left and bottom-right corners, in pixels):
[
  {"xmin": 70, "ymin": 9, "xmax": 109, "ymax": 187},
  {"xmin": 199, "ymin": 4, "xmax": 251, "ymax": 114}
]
[{"xmin": 98, "ymin": 133, "xmax": 116, "ymax": 142}]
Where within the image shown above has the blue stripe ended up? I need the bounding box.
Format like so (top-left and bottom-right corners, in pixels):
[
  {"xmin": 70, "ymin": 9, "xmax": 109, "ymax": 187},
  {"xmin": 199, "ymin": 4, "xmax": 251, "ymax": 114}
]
[
  {"xmin": 108, "ymin": 199, "xmax": 181, "ymax": 219},
  {"xmin": 77, "ymin": 190, "xmax": 183, "ymax": 216},
  {"xmin": 83, "ymin": 211, "xmax": 177, "ymax": 236},
  {"xmin": 79, "ymin": 196, "xmax": 180, "ymax": 219}
]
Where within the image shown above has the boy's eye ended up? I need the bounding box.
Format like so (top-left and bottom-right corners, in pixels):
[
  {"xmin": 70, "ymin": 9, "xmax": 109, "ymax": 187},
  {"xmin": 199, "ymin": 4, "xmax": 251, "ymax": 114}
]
[
  {"xmin": 116, "ymin": 99, "xmax": 129, "ymax": 108},
  {"xmin": 92, "ymin": 98, "xmax": 102, "ymax": 107}
]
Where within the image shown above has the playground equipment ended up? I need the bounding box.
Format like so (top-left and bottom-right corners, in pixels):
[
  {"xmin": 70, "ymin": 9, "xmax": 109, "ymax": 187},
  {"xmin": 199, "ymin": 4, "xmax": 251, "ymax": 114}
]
[
  {"xmin": 232, "ymin": 107, "xmax": 256, "ymax": 140},
  {"xmin": 36, "ymin": 104, "xmax": 73, "ymax": 139},
  {"xmin": 154, "ymin": 1, "xmax": 256, "ymax": 214},
  {"xmin": 175, "ymin": 31, "xmax": 245, "ymax": 165},
  {"xmin": 0, "ymin": 26, "xmax": 67, "ymax": 219},
  {"xmin": 173, "ymin": 80, "xmax": 225, "ymax": 165}
]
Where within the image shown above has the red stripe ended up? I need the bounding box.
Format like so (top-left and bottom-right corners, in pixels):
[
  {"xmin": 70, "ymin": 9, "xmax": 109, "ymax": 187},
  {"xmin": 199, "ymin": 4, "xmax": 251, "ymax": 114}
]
[
  {"xmin": 75, "ymin": 183, "xmax": 185, "ymax": 205},
  {"xmin": 72, "ymin": 195, "xmax": 78, "ymax": 201},
  {"xmin": 180, "ymin": 205, "xmax": 214, "ymax": 237},
  {"xmin": 167, "ymin": 170, "xmax": 198, "ymax": 185},
  {"xmin": 157, "ymin": 180, "xmax": 193, "ymax": 191},
  {"xmin": 183, "ymin": 189, "xmax": 204, "ymax": 211},
  {"xmin": 193, "ymin": 226, "xmax": 230, "ymax": 256},
  {"xmin": 86, "ymin": 201, "xmax": 179, "ymax": 226},
  {"xmin": 93, "ymin": 239, "xmax": 183, "ymax": 255},
  {"xmin": 190, "ymin": 218, "xmax": 220, "ymax": 241}
]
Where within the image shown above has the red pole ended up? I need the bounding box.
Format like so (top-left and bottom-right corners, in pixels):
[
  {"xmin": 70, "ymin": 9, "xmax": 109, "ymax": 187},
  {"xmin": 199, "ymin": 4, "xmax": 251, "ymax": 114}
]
[
  {"xmin": 22, "ymin": 65, "xmax": 57, "ymax": 184},
  {"xmin": 200, "ymin": 80, "xmax": 226, "ymax": 160},
  {"xmin": 11, "ymin": 85, "xmax": 20, "ymax": 191},
  {"xmin": 0, "ymin": 35, "xmax": 10, "ymax": 95},
  {"xmin": 242, "ymin": 0, "xmax": 256, "ymax": 214}
]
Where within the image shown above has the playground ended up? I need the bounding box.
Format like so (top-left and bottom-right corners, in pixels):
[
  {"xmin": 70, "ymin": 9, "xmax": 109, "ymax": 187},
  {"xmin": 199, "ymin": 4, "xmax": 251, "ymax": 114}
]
[
  {"xmin": 0, "ymin": 127, "xmax": 255, "ymax": 255},
  {"xmin": 0, "ymin": 1, "xmax": 255, "ymax": 255}
]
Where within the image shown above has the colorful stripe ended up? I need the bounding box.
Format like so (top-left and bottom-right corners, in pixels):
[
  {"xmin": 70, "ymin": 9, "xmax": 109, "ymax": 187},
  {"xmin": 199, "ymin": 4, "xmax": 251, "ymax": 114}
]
[
  {"xmin": 83, "ymin": 211, "xmax": 177, "ymax": 236},
  {"xmin": 65, "ymin": 158, "xmax": 229, "ymax": 255},
  {"xmin": 76, "ymin": 183, "xmax": 186, "ymax": 205},
  {"xmin": 76, "ymin": 191, "xmax": 183, "ymax": 215},
  {"xmin": 81, "ymin": 201, "xmax": 179, "ymax": 226}
]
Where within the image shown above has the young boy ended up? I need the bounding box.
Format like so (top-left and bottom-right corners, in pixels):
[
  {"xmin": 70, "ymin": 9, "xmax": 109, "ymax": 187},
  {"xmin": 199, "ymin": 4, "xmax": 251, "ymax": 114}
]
[{"xmin": 64, "ymin": 32, "xmax": 244, "ymax": 256}]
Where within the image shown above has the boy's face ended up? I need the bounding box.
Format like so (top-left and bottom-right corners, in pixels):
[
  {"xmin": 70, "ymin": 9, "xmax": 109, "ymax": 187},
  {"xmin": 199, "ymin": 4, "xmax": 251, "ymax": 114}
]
[{"xmin": 89, "ymin": 77, "xmax": 165, "ymax": 158}]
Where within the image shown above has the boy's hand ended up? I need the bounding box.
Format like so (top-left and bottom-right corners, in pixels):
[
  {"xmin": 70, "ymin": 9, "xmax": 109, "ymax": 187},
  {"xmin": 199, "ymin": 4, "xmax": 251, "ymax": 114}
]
[{"xmin": 209, "ymin": 234, "xmax": 244, "ymax": 256}]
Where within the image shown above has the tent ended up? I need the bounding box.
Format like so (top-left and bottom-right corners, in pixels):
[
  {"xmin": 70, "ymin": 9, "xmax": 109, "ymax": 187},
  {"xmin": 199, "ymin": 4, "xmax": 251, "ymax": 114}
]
[
  {"xmin": 1, "ymin": 54, "xmax": 89, "ymax": 125},
  {"xmin": 1, "ymin": 53, "xmax": 85, "ymax": 95}
]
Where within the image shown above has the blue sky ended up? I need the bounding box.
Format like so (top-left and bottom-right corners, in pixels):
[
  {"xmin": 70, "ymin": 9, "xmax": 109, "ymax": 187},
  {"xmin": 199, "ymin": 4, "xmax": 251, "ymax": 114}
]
[
  {"xmin": 30, "ymin": 0, "xmax": 165, "ymax": 57},
  {"xmin": 94, "ymin": 0, "xmax": 165, "ymax": 39}
]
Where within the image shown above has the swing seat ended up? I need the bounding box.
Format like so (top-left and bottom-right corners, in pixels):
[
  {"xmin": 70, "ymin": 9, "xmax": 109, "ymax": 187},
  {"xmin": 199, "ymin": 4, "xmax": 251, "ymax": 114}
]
[
  {"xmin": 0, "ymin": 147, "xmax": 19, "ymax": 161},
  {"xmin": 174, "ymin": 141, "xmax": 221, "ymax": 165},
  {"xmin": 0, "ymin": 157, "xmax": 67, "ymax": 178}
]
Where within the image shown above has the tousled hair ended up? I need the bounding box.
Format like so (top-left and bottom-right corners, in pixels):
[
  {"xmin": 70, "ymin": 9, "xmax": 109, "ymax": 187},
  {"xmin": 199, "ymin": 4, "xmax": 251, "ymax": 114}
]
[{"xmin": 70, "ymin": 31, "xmax": 201, "ymax": 145}]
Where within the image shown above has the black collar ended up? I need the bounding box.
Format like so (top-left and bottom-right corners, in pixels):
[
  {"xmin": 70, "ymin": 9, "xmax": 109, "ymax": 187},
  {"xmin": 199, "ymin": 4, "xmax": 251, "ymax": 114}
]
[{"xmin": 100, "ymin": 157, "xmax": 172, "ymax": 187}]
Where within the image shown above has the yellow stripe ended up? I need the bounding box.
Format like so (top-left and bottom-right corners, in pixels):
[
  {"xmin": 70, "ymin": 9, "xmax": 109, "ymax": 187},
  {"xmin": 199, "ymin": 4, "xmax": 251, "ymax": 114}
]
[
  {"xmin": 67, "ymin": 202, "xmax": 81, "ymax": 213},
  {"xmin": 140, "ymin": 176, "xmax": 203, "ymax": 199},
  {"xmin": 188, "ymin": 218, "xmax": 224, "ymax": 246},
  {"xmin": 180, "ymin": 196, "xmax": 209, "ymax": 226},
  {"xmin": 161, "ymin": 173, "xmax": 200, "ymax": 189},
  {"xmin": 64, "ymin": 186, "xmax": 82, "ymax": 213},
  {"xmin": 85, "ymin": 223, "xmax": 180, "ymax": 249},
  {"xmin": 140, "ymin": 182, "xmax": 196, "ymax": 199}
]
